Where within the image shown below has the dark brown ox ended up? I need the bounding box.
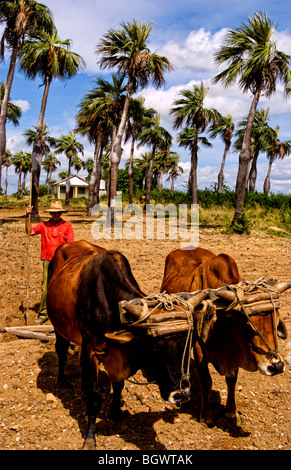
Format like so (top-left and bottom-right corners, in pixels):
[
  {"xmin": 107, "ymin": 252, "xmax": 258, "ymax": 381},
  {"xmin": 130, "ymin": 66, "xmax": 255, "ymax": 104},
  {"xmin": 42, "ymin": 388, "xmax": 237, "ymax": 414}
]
[
  {"xmin": 161, "ymin": 247, "xmax": 289, "ymax": 426},
  {"xmin": 47, "ymin": 240, "xmax": 201, "ymax": 450}
]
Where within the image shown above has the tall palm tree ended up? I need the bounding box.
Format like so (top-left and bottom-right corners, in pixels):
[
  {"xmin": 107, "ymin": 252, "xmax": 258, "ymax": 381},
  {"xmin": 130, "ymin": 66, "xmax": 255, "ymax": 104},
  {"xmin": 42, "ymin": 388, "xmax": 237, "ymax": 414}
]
[
  {"xmin": 166, "ymin": 153, "xmax": 184, "ymax": 195},
  {"xmin": 53, "ymin": 131, "xmax": 84, "ymax": 205},
  {"xmin": 96, "ymin": 19, "xmax": 173, "ymax": 220},
  {"xmin": 11, "ymin": 150, "xmax": 31, "ymax": 199},
  {"xmin": 2, "ymin": 149, "xmax": 12, "ymax": 199},
  {"xmin": 263, "ymin": 126, "xmax": 291, "ymax": 194},
  {"xmin": 234, "ymin": 108, "xmax": 274, "ymax": 193},
  {"xmin": 75, "ymin": 74, "xmax": 125, "ymax": 213},
  {"xmin": 23, "ymin": 123, "xmax": 52, "ymax": 159},
  {"xmin": 213, "ymin": 11, "xmax": 291, "ymax": 224},
  {"xmin": 170, "ymin": 82, "xmax": 217, "ymax": 204},
  {"xmin": 0, "ymin": 0, "xmax": 54, "ymax": 189},
  {"xmin": 209, "ymin": 113, "xmax": 234, "ymax": 192},
  {"xmin": 124, "ymin": 97, "xmax": 155, "ymax": 202},
  {"xmin": 134, "ymin": 152, "xmax": 152, "ymax": 190},
  {"xmin": 19, "ymin": 26, "xmax": 85, "ymax": 219},
  {"xmin": 42, "ymin": 152, "xmax": 60, "ymax": 194},
  {"xmin": 178, "ymin": 127, "xmax": 212, "ymax": 201},
  {"xmin": 137, "ymin": 113, "xmax": 172, "ymax": 203}
]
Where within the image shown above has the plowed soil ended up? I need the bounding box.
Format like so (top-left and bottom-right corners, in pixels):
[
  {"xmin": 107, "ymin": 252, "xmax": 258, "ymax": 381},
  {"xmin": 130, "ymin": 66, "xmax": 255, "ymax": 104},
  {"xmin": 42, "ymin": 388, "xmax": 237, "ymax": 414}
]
[{"xmin": 0, "ymin": 207, "xmax": 290, "ymax": 451}]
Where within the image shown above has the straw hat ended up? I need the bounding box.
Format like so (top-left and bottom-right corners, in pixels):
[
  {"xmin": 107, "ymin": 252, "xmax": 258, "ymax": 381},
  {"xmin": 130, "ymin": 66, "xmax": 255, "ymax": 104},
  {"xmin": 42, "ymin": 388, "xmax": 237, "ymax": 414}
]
[{"xmin": 43, "ymin": 200, "xmax": 68, "ymax": 213}]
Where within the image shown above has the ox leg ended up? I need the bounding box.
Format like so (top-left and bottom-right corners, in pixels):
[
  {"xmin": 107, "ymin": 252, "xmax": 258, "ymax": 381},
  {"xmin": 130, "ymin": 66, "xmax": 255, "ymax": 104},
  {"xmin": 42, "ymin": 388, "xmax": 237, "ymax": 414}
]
[
  {"xmin": 225, "ymin": 370, "xmax": 241, "ymax": 425},
  {"xmin": 111, "ymin": 381, "xmax": 125, "ymax": 421},
  {"xmin": 55, "ymin": 330, "xmax": 70, "ymax": 386},
  {"xmin": 193, "ymin": 343, "xmax": 213, "ymax": 426},
  {"xmin": 80, "ymin": 344, "xmax": 101, "ymax": 450}
]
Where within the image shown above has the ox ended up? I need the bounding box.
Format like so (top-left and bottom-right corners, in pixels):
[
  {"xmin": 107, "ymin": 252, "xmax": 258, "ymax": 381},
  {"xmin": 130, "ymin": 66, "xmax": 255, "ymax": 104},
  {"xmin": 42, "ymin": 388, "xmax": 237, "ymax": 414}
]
[
  {"xmin": 161, "ymin": 246, "xmax": 289, "ymax": 426},
  {"xmin": 47, "ymin": 240, "xmax": 202, "ymax": 450}
]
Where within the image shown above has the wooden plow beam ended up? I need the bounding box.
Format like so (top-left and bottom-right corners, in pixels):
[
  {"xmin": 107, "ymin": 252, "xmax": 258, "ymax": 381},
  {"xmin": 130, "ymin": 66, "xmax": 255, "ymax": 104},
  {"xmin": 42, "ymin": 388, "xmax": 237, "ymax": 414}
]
[{"xmin": 0, "ymin": 325, "xmax": 55, "ymax": 341}]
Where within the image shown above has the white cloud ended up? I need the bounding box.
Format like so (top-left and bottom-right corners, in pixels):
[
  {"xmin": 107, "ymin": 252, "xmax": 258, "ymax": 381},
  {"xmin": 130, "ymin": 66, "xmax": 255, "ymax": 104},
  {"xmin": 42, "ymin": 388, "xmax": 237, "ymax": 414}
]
[
  {"xmin": 11, "ymin": 99, "xmax": 30, "ymax": 113},
  {"xmin": 158, "ymin": 28, "xmax": 228, "ymax": 73}
]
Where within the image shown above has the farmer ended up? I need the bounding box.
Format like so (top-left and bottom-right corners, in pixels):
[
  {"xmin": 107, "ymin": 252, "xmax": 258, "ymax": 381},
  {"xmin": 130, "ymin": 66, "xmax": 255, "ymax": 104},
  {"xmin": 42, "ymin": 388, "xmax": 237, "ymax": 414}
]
[{"xmin": 25, "ymin": 200, "xmax": 74, "ymax": 324}]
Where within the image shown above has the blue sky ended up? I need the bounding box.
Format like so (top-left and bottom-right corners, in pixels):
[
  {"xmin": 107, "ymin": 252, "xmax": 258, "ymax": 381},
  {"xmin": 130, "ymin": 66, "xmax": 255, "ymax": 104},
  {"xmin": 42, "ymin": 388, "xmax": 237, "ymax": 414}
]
[{"xmin": 1, "ymin": 0, "xmax": 291, "ymax": 195}]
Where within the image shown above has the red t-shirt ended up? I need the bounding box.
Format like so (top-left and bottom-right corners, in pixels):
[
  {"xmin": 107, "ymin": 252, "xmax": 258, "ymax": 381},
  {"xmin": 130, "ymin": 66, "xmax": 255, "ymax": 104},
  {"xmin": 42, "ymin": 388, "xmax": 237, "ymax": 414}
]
[{"xmin": 32, "ymin": 219, "xmax": 74, "ymax": 260}]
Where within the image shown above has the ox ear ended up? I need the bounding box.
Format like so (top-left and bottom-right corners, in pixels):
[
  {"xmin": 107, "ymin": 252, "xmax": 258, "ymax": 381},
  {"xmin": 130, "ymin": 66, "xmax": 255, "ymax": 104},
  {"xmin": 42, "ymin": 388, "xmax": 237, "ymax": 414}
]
[{"xmin": 105, "ymin": 330, "xmax": 136, "ymax": 344}]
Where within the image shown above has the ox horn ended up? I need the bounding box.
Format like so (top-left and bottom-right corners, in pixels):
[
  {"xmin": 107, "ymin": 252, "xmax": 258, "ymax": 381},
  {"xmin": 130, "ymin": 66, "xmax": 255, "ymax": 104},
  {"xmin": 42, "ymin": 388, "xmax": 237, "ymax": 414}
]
[
  {"xmin": 274, "ymin": 281, "xmax": 291, "ymax": 293},
  {"xmin": 119, "ymin": 300, "xmax": 145, "ymax": 318},
  {"xmin": 186, "ymin": 290, "xmax": 209, "ymax": 308},
  {"xmin": 212, "ymin": 286, "xmax": 237, "ymax": 303}
]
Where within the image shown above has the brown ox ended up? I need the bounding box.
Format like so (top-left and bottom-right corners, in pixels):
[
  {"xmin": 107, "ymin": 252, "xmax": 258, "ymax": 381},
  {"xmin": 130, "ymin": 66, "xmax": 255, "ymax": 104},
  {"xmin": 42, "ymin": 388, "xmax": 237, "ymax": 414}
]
[
  {"xmin": 161, "ymin": 246, "xmax": 289, "ymax": 426},
  {"xmin": 47, "ymin": 240, "xmax": 200, "ymax": 450}
]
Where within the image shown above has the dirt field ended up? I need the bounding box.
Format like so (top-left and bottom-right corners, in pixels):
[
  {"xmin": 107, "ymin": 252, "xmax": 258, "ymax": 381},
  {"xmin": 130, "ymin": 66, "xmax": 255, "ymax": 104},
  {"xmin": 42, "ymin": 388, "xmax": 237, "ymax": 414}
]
[{"xmin": 0, "ymin": 207, "xmax": 290, "ymax": 451}]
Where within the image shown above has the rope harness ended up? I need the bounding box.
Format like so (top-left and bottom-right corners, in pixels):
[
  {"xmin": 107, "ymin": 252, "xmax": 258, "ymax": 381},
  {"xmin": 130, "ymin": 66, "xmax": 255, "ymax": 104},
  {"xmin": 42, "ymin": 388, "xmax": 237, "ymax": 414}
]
[
  {"xmin": 223, "ymin": 278, "xmax": 280, "ymax": 359},
  {"xmin": 122, "ymin": 278, "xmax": 282, "ymax": 388},
  {"xmin": 122, "ymin": 293, "xmax": 195, "ymax": 388}
]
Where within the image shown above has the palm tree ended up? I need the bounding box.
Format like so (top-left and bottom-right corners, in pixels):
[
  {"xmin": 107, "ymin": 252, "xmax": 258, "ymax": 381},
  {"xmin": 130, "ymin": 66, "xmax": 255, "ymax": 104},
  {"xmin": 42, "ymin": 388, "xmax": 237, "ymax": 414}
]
[
  {"xmin": 53, "ymin": 131, "xmax": 84, "ymax": 204},
  {"xmin": 170, "ymin": 82, "xmax": 217, "ymax": 204},
  {"xmin": 42, "ymin": 152, "xmax": 60, "ymax": 194},
  {"xmin": 209, "ymin": 113, "xmax": 234, "ymax": 192},
  {"xmin": 124, "ymin": 97, "xmax": 155, "ymax": 203},
  {"xmin": 134, "ymin": 152, "xmax": 152, "ymax": 189},
  {"xmin": 234, "ymin": 108, "xmax": 274, "ymax": 193},
  {"xmin": 166, "ymin": 154, "xmax": 184, "ymax": 195},
  {"xmin": 96, "ymin": 19, "xmax": 173, "ymax": 221},
  {"xmin": 2, "ymin": 149, "xmax": 12, "ymax": 199},
  {"xmin": 19, "ymin": 26, "xmax": 85, "ymax": 219},
  {"xmin": 0, "ymin": 82, "xmax": 22, "ymax": 126},
  {"xmin": 137, "ymin": 112, "xmax": 172, "ymax": 203},
  {"xmin": 0, "ymin": 0, "xmax": 54, "ymax": 189},
  {"xmin": 178, "ymin": 127, "xmax": 212, "ymax": 201},
  {"xmin": 75, "ymin": 74, "xmax": 125, "ymax": 213},
  {"xmin": 23, "ymin": 123, "xmax": 52, "ymax": 159},
  {"xmin": 213, "ymin": 11, "xmax": 291, "ymax": 225},
  {"xmin": 263, "ymin": 126, "xmax": 291, "ymax": 194},
  {"xmin": 11, "ymin": 150, "xmax": 31, "ymax": 199}
]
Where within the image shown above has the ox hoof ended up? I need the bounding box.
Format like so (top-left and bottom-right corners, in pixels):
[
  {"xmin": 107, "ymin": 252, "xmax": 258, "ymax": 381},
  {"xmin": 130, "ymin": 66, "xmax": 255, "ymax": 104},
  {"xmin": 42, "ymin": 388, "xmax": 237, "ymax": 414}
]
[
  {"xmin": 200, "ymin": 417, "xmax": 214, "ymax": 428},
  {"xmin": 226, "ymin": 411, "xmax": 241, "ymax": 426},
  {"xmin": 82, "ymin": 438, "xmax": 96, "ymax": 450}
]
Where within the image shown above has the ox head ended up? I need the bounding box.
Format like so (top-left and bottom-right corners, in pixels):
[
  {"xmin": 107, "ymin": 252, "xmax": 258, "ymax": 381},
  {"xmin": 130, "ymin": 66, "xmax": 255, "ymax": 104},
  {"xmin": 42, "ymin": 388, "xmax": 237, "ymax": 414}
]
[
  {"xmin": 212, "ymin": 280, "xmax": 290, "ymax": 376},
  {"xmin": 106, "ymin": 291, "xmax": 208, "ymax": 405}
]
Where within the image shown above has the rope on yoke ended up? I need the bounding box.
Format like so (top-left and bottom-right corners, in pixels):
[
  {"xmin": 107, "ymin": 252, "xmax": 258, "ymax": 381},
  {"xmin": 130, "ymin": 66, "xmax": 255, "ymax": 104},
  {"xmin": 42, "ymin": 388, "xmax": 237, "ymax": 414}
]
[
  {"xmin": 121, "ymin": 293, "xmax": 195, "ymax": 387},
  {"xmin": 225, "ymin": 278, "xmax": 280, "ymax": 358}
]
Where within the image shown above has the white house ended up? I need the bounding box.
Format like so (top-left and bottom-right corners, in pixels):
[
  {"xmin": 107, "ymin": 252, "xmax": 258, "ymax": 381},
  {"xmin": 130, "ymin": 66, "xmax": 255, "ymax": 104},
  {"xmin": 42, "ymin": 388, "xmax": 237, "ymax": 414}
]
[{"xmin": 52, "ymin": 174, "xmax": 106, "ymax": 200}]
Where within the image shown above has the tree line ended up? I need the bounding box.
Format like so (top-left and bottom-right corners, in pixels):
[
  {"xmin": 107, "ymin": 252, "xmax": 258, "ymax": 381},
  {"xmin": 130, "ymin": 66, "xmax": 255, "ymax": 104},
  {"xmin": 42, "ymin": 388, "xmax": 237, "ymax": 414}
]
[{"xmin": 0, "ymin": 3, "xmax": 290, "ymax": 226}]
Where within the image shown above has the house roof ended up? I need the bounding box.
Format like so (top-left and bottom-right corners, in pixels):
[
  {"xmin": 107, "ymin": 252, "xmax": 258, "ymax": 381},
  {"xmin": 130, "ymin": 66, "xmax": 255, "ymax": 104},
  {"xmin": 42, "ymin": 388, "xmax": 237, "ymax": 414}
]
[{"xmin": 53, "ymin": 175, "xmax": 89, "ymax": 187}]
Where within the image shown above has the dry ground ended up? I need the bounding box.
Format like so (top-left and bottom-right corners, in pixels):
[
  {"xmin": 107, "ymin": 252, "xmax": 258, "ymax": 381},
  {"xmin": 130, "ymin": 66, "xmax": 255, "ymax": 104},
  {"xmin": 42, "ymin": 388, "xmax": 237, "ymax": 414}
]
[{"xmin": 0, "ymin": 207, "xmax": 290, "ymax": 451}]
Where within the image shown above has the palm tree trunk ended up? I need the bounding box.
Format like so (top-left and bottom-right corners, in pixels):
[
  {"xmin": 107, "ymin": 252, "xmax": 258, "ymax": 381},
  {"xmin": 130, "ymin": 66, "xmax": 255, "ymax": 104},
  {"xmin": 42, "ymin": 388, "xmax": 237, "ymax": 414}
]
[
  {"xmin": 145, "ymin": 144, "xmax": 156, "ymax": 204},
  {"xmin": 94, "ymin": 144, "xmax": 104, "ymax": 206},
  {"xmin": 190, "ymin": 136, "xmax": 198, "ymax": 205},
  {"xmin": 31, "ymin": 74, "xmax": 51, "ymax": 220},
  {"xmin": 0, "ymin": 43, "xmax": 18, "ymax": 190},
  {"xmin": 65, "ymin": 156, "xmax": 72, "ymax": 205},
  {"xmin": 88, "ymin": 136, "xmax": 101, "ymax": 215},
  {"xmin": 17, "ymin": 172, "xmax": 22, "ymax": 200},
  {"xmin": 4, "ymin": 166, "xmax": 9, "ymax": 199},
  {"xmin": 248, "ymin": 149, "xmax": 259, "ymax": 193},
  {"xmin": 232, "ymin": 88, "xmax": 261, "ymax": 225},
  {"xmin": 109, "ymin": 83, "xmax": 133, "ymax": 223},
  {"xmin": 217, "ymin": 144, "xmax": 228, "ymax": 192},
  {"xmin": 128, "ymin": 137, "xmax": 135, "ymax": 203},
  {"xmin": 171, "ymin": 178, "xmax": 175, "ymax": 195},
  {"xmin": 263, "ymin": 157, "xmax": 274, "ymax": 195}
]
